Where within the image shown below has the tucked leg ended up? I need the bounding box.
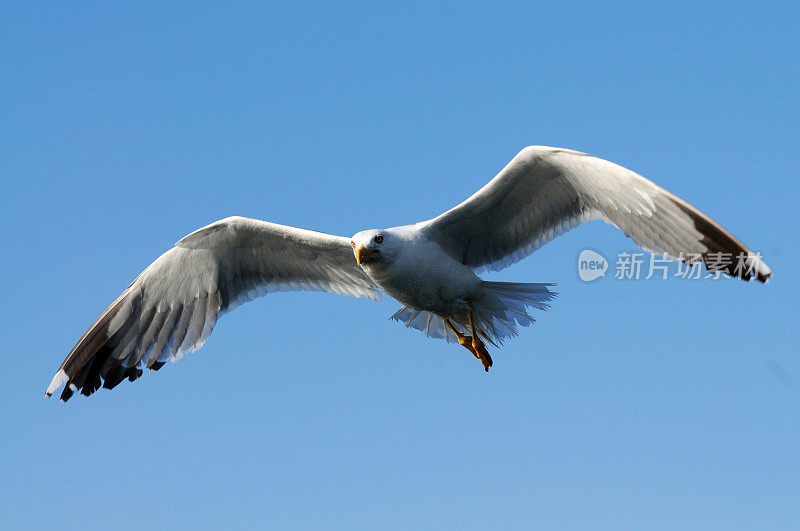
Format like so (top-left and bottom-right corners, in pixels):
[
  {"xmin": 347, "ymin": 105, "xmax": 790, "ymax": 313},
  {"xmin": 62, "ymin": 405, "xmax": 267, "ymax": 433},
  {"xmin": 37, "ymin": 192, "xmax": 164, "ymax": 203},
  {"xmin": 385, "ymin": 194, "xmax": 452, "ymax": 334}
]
[
  {"xmin": 467, "ymin": 308, "xmax": 493, "ymax": 372},
  {"xmin": 443, "ymin": 315, "xmax": 492, "ymax": 372},
  {"xmin": 443, "ymin": 318, "xmax": 480, "ymax": 359}
]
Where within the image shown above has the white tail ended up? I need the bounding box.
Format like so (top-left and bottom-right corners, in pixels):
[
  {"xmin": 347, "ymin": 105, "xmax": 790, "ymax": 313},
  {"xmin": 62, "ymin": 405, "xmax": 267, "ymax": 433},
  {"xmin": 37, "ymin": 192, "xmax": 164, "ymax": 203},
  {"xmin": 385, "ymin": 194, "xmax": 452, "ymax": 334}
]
[{"xmin": 390, "ymin": 281, "xmax": 556, "ymax": 345}]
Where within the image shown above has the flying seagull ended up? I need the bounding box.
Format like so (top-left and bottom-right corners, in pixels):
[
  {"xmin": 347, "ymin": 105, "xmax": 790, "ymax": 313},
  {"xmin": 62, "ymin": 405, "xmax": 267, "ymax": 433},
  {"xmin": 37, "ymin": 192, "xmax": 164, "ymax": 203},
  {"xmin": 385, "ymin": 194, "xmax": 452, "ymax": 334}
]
[{"xmin": 46, "ymin": 146, "xmax": 771, "ymax": 401}]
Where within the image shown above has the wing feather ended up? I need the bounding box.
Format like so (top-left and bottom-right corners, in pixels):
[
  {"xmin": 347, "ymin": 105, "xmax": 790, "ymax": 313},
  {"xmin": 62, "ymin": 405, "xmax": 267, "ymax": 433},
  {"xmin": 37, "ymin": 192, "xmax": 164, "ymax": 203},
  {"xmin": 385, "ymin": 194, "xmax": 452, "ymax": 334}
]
[
  {"xmin": 46, "ymin": 216, "xmax": 380, "ymax": 400},
  {"xmin": 421, "ymin": 146, "xmax": 771, "ymax": 282}
]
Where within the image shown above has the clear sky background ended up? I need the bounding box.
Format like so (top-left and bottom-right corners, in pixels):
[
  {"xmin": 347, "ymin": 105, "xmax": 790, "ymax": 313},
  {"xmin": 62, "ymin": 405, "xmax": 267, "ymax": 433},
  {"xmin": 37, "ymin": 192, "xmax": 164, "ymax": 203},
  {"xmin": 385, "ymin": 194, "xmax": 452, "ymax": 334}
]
[{"xmin": 1, "ymin": 2, "xmax": 798, "ymax": 529}]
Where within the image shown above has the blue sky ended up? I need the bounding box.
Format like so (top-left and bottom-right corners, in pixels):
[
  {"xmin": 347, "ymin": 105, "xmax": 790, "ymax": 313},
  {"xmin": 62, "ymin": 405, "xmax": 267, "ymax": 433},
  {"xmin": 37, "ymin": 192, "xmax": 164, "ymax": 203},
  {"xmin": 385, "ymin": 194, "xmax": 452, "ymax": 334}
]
[{"xmin": 1, "ymin": 2, "xmax": 798, "ymax": 529}]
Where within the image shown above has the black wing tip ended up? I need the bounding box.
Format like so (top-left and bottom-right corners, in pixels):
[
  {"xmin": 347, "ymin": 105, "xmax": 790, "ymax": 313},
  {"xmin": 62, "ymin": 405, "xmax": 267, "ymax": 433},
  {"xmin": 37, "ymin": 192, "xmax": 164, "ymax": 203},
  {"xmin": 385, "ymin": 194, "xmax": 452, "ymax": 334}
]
[
  {"xmin": 48, "ymin": 291, "xmax": 164, "ymax": 402},
  {"xmin": 58, "ymin": 366, "xmax": 150, "ymax": 402},
  {"xmin": 60, "ymin": 384, "xmax": 75, "ymax": 402},
  {"xmin": 48, "ymin": 341, "xmax": 153, "ymax": 403},
  {"xmin": 50, "ymin": 359, "xmax": 167, "ymax": 402},
  {"xmin": 672, "ymin": 200, "xmax": 771, "ymax": 284},
  {"xmin": 706, "ymin": 259, "xmax": 772, "ymax": 283},
  {"xmin": 743, "ymin": 266, "xmax": 772, "ymax": 284}
]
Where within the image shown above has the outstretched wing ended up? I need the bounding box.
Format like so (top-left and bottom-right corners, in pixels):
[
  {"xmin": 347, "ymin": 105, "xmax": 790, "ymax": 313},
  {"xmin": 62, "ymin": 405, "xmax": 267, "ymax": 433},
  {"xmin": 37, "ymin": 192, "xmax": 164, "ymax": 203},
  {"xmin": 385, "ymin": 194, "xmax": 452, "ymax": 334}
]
[
  {"xmin": 46, "ymin": 216, "xmax": 380, "ymax": 401},
  {"xmin": 420, "ymin": 146, "xmax": 771, "ymax": 282}
]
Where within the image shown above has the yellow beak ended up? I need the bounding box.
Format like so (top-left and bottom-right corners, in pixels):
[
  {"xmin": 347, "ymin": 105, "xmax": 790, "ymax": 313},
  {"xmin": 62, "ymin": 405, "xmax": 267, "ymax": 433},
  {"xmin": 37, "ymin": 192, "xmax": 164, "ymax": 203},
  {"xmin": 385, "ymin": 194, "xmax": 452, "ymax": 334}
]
[{"xmin": 356, "ymin": 245, "xmax": 377, "ymax": 265}]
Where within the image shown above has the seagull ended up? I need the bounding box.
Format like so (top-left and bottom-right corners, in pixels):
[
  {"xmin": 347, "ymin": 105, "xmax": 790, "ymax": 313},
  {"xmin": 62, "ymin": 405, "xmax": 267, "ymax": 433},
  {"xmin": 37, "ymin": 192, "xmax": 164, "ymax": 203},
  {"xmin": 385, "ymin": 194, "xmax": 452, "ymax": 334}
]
[{"xmin": 46, "ymin": 146, "xmax": 772, "ymax": 401}]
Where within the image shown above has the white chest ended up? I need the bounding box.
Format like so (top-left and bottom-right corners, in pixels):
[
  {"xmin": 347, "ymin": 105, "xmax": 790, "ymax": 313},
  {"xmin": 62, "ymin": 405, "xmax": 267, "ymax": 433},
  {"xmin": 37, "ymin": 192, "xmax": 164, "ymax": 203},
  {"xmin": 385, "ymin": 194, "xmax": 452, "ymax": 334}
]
[{"xmin": 362, "ymin": 237, "xmax": 481, "ymax": 312}]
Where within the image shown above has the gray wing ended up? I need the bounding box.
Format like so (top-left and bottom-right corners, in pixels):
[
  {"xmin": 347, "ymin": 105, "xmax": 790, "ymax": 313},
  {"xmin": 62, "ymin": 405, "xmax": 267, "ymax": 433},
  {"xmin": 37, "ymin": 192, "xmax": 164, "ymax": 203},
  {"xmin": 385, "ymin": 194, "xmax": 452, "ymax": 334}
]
[
  {"xmin": 46, "ymin": 216, "xmax": 380, "ymax": 401},
  {"xmin": 420, "ymin": 146, "xmax": 772, "ymax": 281}
]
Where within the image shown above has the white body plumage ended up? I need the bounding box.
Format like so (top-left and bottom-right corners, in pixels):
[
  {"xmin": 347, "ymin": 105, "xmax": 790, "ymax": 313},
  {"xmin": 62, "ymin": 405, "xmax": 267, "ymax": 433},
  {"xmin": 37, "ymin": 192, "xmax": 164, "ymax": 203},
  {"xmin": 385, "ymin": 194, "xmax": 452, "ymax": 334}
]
[{"xmin": 352, "ymin": 226, "xmax": 482, "ymax": 314}]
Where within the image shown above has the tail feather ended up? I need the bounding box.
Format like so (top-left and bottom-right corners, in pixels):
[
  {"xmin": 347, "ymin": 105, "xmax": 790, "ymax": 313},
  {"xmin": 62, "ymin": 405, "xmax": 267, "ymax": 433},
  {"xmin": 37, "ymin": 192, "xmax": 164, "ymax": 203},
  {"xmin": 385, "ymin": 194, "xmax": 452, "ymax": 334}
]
[
  {"xmin": 390, "ymin": 281, "xmax": 557, "ymax": 345},
  {"xmin": 390, "ymin": 307, "xmax": 458, "ymax": 342},
  {"xmin": 481, "ymin": 281, "xmax": 556, "ymax": 315}
]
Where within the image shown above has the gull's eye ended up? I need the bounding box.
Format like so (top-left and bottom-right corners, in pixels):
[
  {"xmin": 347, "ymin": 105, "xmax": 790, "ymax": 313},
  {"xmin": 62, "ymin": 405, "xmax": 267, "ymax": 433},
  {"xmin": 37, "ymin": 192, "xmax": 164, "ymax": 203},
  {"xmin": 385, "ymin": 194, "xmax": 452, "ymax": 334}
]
[
  {"xmin": 374, "ymin": 234, "xmax": 384, "ymax": 244},
  {"xmin": 351, "ymin": 241, "xmax": 356, "ymax": 249}
]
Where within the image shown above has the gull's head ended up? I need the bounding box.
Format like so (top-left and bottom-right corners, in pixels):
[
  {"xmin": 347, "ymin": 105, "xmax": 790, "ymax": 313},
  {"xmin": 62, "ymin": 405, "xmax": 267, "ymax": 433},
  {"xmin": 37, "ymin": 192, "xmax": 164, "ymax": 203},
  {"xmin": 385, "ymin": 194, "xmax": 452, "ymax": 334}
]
[{"xmin": 351, "ymin": 229, "xmax": 395, "ymax": 267}]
